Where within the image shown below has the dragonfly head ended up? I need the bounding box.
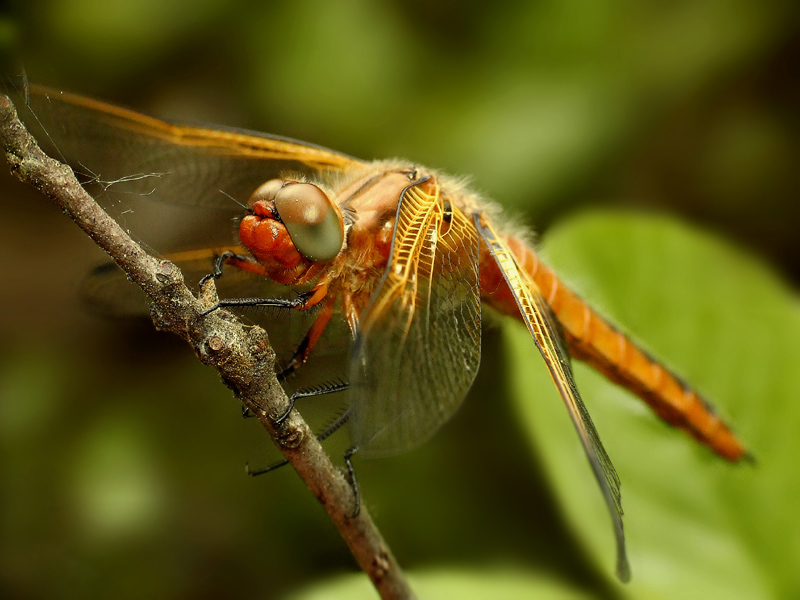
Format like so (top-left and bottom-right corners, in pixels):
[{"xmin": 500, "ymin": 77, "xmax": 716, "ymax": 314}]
[{"xmin": 240, "ymin": 179, "xmax": 345, "ymax": 268}]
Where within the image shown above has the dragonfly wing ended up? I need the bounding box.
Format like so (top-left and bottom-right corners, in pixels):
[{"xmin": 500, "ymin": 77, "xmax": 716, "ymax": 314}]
[
  {"xmin": 474, "ymin": 212, "xmax": 630, "ymax": 582},
  {"xmin": 10, "ymin": 84, "xmax": 362, "ymax": 210},
  {"xmin": 83, "ymin": 247, "xmax": 351, "ymax": 375},
  {"xmin": 350, "ymin": 184, "xmax": 481, "ymax": 458}
]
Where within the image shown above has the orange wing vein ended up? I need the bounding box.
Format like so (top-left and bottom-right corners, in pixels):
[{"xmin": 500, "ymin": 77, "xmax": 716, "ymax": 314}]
[
  {"xmin": 10, "ymin": 83, "xmax": 363, "ymax": 210},
  {"xmin": 350, "ymin": 183, "xmax": 481, "ymax": 457}
]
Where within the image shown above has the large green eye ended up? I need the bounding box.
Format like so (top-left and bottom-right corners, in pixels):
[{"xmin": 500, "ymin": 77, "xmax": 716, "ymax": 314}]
[{"xmin": 273, "ymin": 182, "xmax": 344, "ymax": 262}]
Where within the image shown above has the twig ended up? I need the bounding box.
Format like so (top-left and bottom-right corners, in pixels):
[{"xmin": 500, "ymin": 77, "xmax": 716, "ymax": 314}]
[{"xmin": 0, "ymin": 93, "xmax": 415, "ymax": 600}]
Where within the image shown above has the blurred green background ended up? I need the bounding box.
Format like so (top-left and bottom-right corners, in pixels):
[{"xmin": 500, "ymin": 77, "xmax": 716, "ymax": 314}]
[{"xmin": 1, "ymin": 1, "xmax": 798, "ymax": 599}]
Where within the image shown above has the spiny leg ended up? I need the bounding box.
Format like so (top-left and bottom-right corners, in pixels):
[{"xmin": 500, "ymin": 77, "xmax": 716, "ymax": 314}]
[
  {"xmin": 198, "ymin": 250, "xmax": 251, "ymax": 287},
  {"xmin": 240, "ymin": 298, "xmax": 337, "ymax": 421},
  {"xmin": 246, "ymin": 397, "xmax": 351, "ymax": 476},
  {"xmin": 200, "ymin": 255, "xmax": 340, "ymax": 426},
  {"xmin": 201, "ymin": 290, "xmax": 316, "ymax": 316},
  {"xmin": 277, "ymin": 379, "xmax": 349, "ymax": 425},
  {"xmin": 198, "ymin": 250, "xmax": 322, "ymax": 316}
]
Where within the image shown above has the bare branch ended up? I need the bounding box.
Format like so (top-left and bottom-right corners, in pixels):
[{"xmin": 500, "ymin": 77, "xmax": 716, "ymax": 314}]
[{"xmin": 0, "ymin": 93, "xmax": 415, "ymax": 600}]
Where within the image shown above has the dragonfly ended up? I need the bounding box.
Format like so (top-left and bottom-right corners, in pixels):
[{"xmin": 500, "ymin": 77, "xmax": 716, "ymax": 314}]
[{"xmin": 10, "ymin": 83, "xmax": 749, "ymax": 582}]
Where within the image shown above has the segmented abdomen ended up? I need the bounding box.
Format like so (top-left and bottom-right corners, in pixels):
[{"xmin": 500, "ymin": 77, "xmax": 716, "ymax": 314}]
[{"xmin": 480, "ymin": 235, "xmax": 747, "ymax": 462}]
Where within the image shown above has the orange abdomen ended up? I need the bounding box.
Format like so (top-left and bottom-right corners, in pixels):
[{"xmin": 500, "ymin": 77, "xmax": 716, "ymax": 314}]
[{"xmin": 481, "ymin": 236, "xmax": 748, "ymax": 462}]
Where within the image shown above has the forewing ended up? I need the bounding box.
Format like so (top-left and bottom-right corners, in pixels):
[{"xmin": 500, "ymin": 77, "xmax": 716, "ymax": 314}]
[
  {"xmin": 3, "ymin": 82, "xmax": 364, "ymax": 256},
  {"xmin": 13, "ymin": 84, "xmax": 361, "ymax": 209},
  {"xmin": 474, "ymin": 213, "xmax": 630, "ymax": 582},
  {"xmin": 350, "ymin": 185, "xmax": 481, "ymax": 457}
]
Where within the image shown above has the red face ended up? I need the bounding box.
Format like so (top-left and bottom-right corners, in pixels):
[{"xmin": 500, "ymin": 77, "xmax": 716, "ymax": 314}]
[{"xmin": 238, "ymin": 179, "xmax": 344, "ymax": 284}]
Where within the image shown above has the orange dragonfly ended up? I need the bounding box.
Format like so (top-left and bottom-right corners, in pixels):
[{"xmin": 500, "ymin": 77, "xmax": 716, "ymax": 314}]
[{"xmin": 12, "ymin": 84, "xmax": 749, "ymax": 582}]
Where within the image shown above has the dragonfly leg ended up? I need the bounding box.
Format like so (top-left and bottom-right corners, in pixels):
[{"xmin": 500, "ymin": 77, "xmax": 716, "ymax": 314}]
[
  {"xmin": 198, "ymin": 251, "xmax": 253, "ymax": 287},
  {"xmin": 276, "ymin": 379, "xmax": 349, "ymax": 424},
  {"xmin": 247, "ymin": 407, "xmax": 351, "ymax": 476},
  {"xmin": 245, "ymin": 458, "xmax": 288, "ymax": 476},
  {"xmin": 344, "ymin": 446, "xmax": 360, "ymax": 518},
  {"xmin": 243, "ymin": 379, "xmax": 348, "ymax": 422},
  {"xmin": 202, "ymin": 275, "xmax": 331, "ymax": 317},
  {"xmin": 200, "ymin": 290, "xmax": 315, "ymax": 316}
]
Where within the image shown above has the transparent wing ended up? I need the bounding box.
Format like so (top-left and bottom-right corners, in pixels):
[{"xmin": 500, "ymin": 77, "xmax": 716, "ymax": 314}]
[
  {"xmin": 350, "ymin": 184, "xmax": 481, "ymax": 458},
  {"xmin": 474, "ymin": 213, "xmax": 630, "ymax": 583},
  {"xmin": 5, "ymin": 82, "xmax": 364, "ymax": 255},
  {"xmin": 12, "ymin": 84, "xmax": 361, "ymax": 210},
  {"xmin": 79, "ymin": 246, "xmax": 285, "ymax": 317}
]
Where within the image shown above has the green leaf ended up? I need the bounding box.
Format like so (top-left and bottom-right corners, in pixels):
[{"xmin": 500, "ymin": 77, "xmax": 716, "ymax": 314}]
[
  {"xmin": 507, "ymin": 210, "xmax": 799, "ymax": 598},
  {"xmin": 286, "ymin": 568, "xmax": 593, "ymax": 600}
]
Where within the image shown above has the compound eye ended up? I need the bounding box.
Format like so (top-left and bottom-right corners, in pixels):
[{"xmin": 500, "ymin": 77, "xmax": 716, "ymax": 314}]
[
  {"xmin": 273, "ymin": 182, "xmax": 344, "ymax": 262},
  {"xmin": 250, "ymin": 178, "xmax": 284, "ymax": 204}
]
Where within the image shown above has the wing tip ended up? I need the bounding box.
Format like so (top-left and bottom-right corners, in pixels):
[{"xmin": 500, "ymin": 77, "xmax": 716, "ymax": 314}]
[{"xmin": 616, "ymin": 552, "xmax": 631, "ymax": 583}]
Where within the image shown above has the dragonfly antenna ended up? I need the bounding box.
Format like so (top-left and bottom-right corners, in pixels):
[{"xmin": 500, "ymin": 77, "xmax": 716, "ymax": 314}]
[{"xmin": 218, "ymin": 189, "xmax": 248, "ymax": 210}]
